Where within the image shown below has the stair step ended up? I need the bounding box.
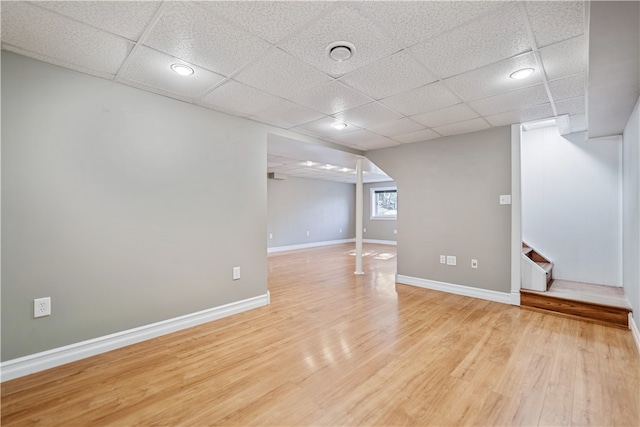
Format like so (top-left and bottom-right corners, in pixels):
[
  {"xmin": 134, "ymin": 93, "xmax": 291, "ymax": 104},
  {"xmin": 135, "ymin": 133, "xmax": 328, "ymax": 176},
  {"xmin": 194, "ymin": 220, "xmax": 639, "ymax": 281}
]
[
  {"xmin": 536, "ymin": 262, "xmax": 552, "ymax": 274},
  {"xmin": 522, "ymin": 247, "xmax": 533, "ymax": 255},
  {"xmin": 521, "ymin": 280, "xmax": 631, "ymax": 328}
]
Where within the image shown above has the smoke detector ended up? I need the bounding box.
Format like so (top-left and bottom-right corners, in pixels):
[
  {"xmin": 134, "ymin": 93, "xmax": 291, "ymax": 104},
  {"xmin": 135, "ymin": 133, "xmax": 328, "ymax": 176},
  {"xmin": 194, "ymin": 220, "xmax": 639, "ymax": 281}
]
[{"xmin": 327, "ymin": 41, "xmax": 356, "ymax": 62}]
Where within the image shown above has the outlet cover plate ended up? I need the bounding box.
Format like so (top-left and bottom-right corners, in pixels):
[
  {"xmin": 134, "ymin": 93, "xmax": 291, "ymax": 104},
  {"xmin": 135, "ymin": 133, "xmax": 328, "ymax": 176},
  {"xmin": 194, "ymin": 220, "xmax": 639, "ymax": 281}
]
[
  {"xmin": 232, "ymin": 267, "xmax": 241, "ymax": 280},
  {"xmin": 34, "ymin": 297, "xmax": 51, "ymax": 318}
]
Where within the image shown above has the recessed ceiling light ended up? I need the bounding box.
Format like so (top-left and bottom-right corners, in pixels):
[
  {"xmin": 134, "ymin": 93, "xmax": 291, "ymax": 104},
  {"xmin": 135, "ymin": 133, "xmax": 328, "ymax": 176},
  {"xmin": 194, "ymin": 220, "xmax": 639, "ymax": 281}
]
[
  {"xmin": 509, "ymin": 68, "xmax": 534, "ymax": 80},
  {"xmin": 170, "ymin": 63, "xmax": 194, "ymax": 76},
  {"xmin": 303, "ymin": 161, "xmax": 314, "ymax": 166},
  {"xmin": 332, "ymin": 122, "xmax": 348, "ymax": 130},
  {"xmin": 326, "ymin": 41, "xmax": 356, "ymax": 62}
]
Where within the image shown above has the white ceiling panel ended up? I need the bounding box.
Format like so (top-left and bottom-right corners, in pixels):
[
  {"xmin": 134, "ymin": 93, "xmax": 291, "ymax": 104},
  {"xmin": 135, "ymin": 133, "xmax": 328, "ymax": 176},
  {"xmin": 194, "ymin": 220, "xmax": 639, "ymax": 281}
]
[
  {"xmin": 367, "ymin": 118, "xmax": 424, "ymax": 137},
  {"xmin": 33, "ymin": 1, "xmax": 162, "ymax": 41},
  {"xmin": 340, "ymin": 51, "xmax": 437, "ymax": 100},
  {"xmin": 484, "ymin": 104, "xmax": 554, "ymax": 127},
  {"xmin": 539, "ymin": 35, "xmax": 586, "ymax": 81},
  {"xmin": 291, "ymin": 81, "xmax": 373, "ymax": 115},
  {"xmin": 356, "ymin": 138, "xmax": 402, "ymax": 151},
  {"xmin": 250, "ymin": 100, "xmax": 325, "ymax": 129},
  {"xmin": 555, "ymin": 97, "xmax": 585, "ymax": 116},
  {"xmin": 330, "ymin": 129, "xmax": 399, "ymax": 151},
  {"xmin": 432, "ymin": 118, "xmax": 491, "ymax": 136},
  {"xmin": 334, "ymin": 102, "xmax": 403, "ymax": 129},
  {"xmin": 362, "ymin": 1, "xmax": 506, "ymax": 47},
  {"xmin": 394, "ymin": 129, "xmax": 441, "ymax": 144},
  {"xmin": 469, "ymin": 84, "xmax": 550, "ymax": 116},
  {"xmin": 201, "ymin": 80, "xmax": 283, "ymax": 116},
  {"xmin": 200, "ymin": 1, "xmax": 333, "ymax": 45},
  {"xmin": 411, "ymin": 4, "xmax": 530, "ymax": 79},
  {"xmin": 278, "ymin": 4, "xmax": 402, "ymax": 77},
  {"xmin": 525, "ymin": 1, "xmax": 584, "ymax": 48},
  {"xmin": 548, "ymin": 73, "xmax": 585, "ymax": 102},
  {"xmin": 234, "ymin": 48, "xmax": 333, "ymax": 99},
  {"xmin": 118, "ymin": 46, "xmax": 224, "ymax": 99},
  {"xmin": 291, "ymin": 116, "xmax": 362, "ymax": 140},
  {"xmin": 144, "ymin": 2, "xmax": 271, "ymax": 76},
  {"xmin": 380, "ymin": 82, "xmax": 460, "ymax": 116},
  {"xmin": 1, "ymin": 2, "xmax": 133, "ymax": 76},
  {"xmin": 444, "ymin": 52, "xmax": 542, "ymax": 101},
  {"xmin": 411, "ymin": 103, "xmax": 479, "ymax": 128}
]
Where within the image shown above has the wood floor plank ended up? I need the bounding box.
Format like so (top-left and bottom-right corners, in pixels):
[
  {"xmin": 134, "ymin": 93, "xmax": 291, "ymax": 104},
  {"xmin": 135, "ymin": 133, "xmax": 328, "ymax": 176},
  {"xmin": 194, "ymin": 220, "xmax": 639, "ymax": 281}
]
[{"xmin": 2, "ymin": 243, "xmax": 638, "ymax": 426}]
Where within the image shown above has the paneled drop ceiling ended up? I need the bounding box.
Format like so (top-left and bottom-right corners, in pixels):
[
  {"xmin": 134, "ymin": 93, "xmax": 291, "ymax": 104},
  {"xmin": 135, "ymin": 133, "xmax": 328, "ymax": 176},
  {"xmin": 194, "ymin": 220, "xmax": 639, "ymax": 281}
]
[{"xmin": 2, "ymin": 1, "xmax": 590, "ymax": 182}]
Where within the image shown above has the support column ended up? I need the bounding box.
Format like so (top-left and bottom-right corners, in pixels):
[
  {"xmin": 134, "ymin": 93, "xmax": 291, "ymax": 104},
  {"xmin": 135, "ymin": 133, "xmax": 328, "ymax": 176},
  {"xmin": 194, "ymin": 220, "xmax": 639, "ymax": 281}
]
[{"xmin": 355, "ymin": 158, "xmax": 364, "ymax": 275}]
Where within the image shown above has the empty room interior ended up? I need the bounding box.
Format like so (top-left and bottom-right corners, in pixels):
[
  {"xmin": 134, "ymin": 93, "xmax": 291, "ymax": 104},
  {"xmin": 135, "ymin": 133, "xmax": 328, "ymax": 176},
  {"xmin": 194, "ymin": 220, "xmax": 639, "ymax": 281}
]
[{"xmin": 1, "ymin": 1, "xmax": 639, "ymax": 426}]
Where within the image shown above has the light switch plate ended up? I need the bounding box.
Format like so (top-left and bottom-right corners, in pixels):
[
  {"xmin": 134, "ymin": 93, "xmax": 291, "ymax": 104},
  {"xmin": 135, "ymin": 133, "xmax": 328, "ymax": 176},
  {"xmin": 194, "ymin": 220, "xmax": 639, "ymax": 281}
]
[{"xmin": 499, "ymin": 195, "xmax": 512, "ymax": 205}]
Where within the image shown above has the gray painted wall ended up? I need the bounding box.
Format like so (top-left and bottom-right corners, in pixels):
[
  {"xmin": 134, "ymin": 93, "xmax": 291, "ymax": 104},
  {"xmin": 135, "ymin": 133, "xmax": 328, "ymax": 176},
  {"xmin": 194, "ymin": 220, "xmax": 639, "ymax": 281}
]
[
  {"xmin": 267, "ymin": 176, "xmax": 355, "ymax": 248},
  {"xmin": 367, "ymin": 127, "xmax": 512, "ymax": 293},
  {"xmin": 364, "ymin": 181, "xmax": 397, "ymax": 242},
  {"xmin": 623, "ymin": 96, "xmax": 640, "ymax": 330},
  {"xmin": 1, "ymin": 52, "xmax": 270, "ymax": 360}
]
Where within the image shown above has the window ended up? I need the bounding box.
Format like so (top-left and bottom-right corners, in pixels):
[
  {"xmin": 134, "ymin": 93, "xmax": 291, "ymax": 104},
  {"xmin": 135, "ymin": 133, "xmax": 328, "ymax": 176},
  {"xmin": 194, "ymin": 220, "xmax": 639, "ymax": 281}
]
[{"xmin": 370, "ymin": 187, "xmax": 397, "ymax": 220}]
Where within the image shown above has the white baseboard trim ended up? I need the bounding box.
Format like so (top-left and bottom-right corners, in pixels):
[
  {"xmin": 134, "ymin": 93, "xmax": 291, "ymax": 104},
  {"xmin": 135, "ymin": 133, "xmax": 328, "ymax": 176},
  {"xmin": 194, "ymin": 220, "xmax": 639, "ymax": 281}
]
[
  {"xmin": 396, "ymin": 275, "xmax": 511, "ymax": 305},
  {"xmin": 0, "ymin": 292, "xmax": 270, "ymax": 382},
  {"xmin": 267, "ymin": 238, "xmax": 355, "ymax": 253},
  {"xmin": 630, "ymin": 313, "xmax": 640, "ymax": 355},
  {"xmin": 362, "ymin": 239, "xmax": 397, "ymax": 246},
  {"xmin": 511, "ymin": 290, "xmax": 521, "ymax": 306}
]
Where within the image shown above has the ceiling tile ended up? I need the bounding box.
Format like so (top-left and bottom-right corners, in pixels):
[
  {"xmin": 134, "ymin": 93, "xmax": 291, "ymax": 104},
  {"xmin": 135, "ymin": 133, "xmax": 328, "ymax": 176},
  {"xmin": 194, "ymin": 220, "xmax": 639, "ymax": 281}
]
[
  {"xmin": 484, "ymin": 104, "xmax": 554, "ymax": 127},
  {"xmin": 355, "ymin": 138, "xmax": 402, "ymax": 151},
  {"xmin": 444, "ymin": 52, "xmax": 542, "ymax": 101},
  {"xmin": 250, "ymin": 100, "xmax": 325, "ymax": 129},
  {"xmin": 234, "ymin": 48, "xmax": 333, "ymax": 99},
  {"xmin": 144, "ymin": 2, "xmax": 271, "ymax": 76},
  {"xmin": 334, "ymin": 102, "xmax": 403, "ymax": 129},
  {"xmin": 411, "ymin": 4, "xmax": 530, "ymax": 79},
  {"xmin": 340, "ymin": 51, "xmax": 437, "ymax": 100},
  {"xmin": 291, "ymin": 116, "xmax": 362, "ymax": 140},
  {"xmin": 367, "ymin": 118, "xmax": 424, "ymax": 137},
  {"xmin": 555, "ymin": 96, "xmax": 585, "ymax": 116},
  {"xmin": 539, "ymin": 35, "xmax": 585, "ymax": 80},
  {"xmin": 394, "ymin": 129, "xmax": 441, "ymax": 144},
  {"xmin": 570, "ymin": 114, "xmax": 587, "ymax": 132},
  {"xmin": 1, "ymin": 2, "xmax": 133, "ymax": 76},
  {"xmin": 330, "ymin": 129, "xmax": 396, "ymax": 147},
  {"xmin": 362, "ymin": 1, "xmax": 505, "ymax": 47},
  {"xmin": 278, "ymin": 4, "xmax": 402, "ymax": 77},
  {"xmin": 525, "ymin": 1, "xmax": 584, "ymax": 48},
  {"xmin": 469, "ymin": 84, "xmax": 550, "ymax": 116},
  {"xmin": 199, "ymin": 1, "xmax": 333, "ymax": 45},
  {"xmin": 379, "ymin": 82, "xmax": 460, "ymax": 116},
  {"xmin": 291, "ymin": 81, "xmax": 373, "ymax": 115},
  {"xmin": 118, "ymin": 46, "xmax": 224, "ymax": 99},
  {"xmin": 432, "ymin": 118, "xmax": 491, "ymax": 137},
  {"xmin": 33, "ymin": 1, "xmax": 162, "ymax": 41},
  {"xmin": 411, "ymin": 104, "xmax": 479, "ymax": 128},
  {"xmin": 200, "ymin": 80, "xmax": 283, "ymax": 116},
  {"xmin": 548, "ymin": 73, "xmax": 585, "ymax": 102}
]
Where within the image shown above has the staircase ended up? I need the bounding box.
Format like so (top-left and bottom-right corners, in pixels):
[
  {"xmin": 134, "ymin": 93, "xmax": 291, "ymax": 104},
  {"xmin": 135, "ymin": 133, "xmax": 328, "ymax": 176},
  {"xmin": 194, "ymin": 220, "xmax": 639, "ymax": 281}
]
[
  {"xmin": 520, "ymin": 242, "xmax": 632, "ymax": 328},
  {"xmin": 521, "ymin": 242, "xmax": 552, "ymax": 291}
]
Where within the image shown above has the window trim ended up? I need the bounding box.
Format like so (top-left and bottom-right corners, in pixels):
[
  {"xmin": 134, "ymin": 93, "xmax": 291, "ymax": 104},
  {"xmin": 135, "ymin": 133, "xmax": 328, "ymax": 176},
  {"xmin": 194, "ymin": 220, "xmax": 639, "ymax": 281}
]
[{"xmin": 370, "ymin": 186, "xmax": 397, "ymax": 220}]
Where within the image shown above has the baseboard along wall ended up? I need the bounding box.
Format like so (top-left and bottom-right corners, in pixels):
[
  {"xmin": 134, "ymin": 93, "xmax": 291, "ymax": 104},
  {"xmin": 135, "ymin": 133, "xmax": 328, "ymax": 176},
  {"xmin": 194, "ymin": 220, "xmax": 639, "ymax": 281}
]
[
  {"xmin": 396, "ymin": 275, "xmax": 512, "ymax": 305},
  {"xmin": 267, "ymin": 239, "xmax": 355, "ymax": 253},
  {"xmin": 0, "ymin": 292, "xmax": 270, "ymax": 382}
]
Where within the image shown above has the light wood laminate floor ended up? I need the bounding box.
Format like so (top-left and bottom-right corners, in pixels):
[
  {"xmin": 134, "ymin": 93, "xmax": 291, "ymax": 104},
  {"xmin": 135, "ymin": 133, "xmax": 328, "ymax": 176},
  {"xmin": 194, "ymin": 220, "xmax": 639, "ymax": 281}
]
[{"xmin": 2, "ymin": 243, "xmax": 638, "ymax": 426}]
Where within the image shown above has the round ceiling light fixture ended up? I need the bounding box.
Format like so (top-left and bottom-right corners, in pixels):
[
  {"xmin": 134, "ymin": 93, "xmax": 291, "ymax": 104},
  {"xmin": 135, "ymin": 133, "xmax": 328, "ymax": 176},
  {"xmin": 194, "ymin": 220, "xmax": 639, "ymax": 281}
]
[
  {"xmin": 327, "ymin": 41, "xmax": 356, "ymax": 62},
  {"xmin": 509, "ymin": 68, "xmax": 535, "ymax": 80},
  {"xmin": 171, "ymin": 63, "xmax": 195, "ymax": 76},
  {"xmin": 332, "ymin": 122, "xmax": 348, "ymax": 130}
]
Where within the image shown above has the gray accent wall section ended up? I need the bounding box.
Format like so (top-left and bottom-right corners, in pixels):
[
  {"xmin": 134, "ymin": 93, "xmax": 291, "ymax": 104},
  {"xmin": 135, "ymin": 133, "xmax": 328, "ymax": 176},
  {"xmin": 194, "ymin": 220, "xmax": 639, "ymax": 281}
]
[
  {"xmin": 1, "ymin": 52, "xmax": 270, "ymax": 360},
  {"xmin": 364, "ymin": 181, "xmax": 397, "ymax": 242},
  {"xmin": 267, "ymin": 177, "xmax": 355, "ymax": 248},
  {"xmin": 367, "ymin": 127, "xmax": 512, "ymax": 292},
  {"xmin": 623, "ymin": 97, "xmax": 640, "ymax": 330}
]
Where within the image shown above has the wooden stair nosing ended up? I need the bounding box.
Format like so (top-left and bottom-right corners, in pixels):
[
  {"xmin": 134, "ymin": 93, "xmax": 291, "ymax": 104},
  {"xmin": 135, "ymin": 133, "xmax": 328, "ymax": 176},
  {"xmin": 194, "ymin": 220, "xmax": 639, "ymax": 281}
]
[
  {"xmin": 520, "ymin": 289, "xmax": 630, "ymax": 328},
  {"xmin": 536, "ymin": 262, "xmax": 553, "ymax": 274}
]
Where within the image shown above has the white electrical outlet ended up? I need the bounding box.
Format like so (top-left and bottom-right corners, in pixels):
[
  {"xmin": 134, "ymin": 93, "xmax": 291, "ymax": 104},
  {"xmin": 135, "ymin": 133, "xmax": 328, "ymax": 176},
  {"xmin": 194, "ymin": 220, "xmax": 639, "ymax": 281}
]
[
  {"xmin": 269, "ymin": 233, "xmax": 273, "ymax": 239},
  {"xmin": 440, "ymin": 255, "xmax": 446, "ymax": 264},
  {"xmin": 393, "ymin": 229, "xmax": 397, "ymax": 234},
  {"xmin": 471, "ymin": 259, "xmax": 478, "ymax": 269},
  {"xmin": 363, "ymin": 228, "xmax": 367, "ymax": 233},
  {"xmin": 499, "ymin": 195, "xmax": 512, "ymax": 205},
  {"xmin": 306, "ymin": 230, "xmax": 310, "ymax": 236},
  {"xmin": 232, "ymin": 267, "xmax": 241, "ymax": 280},
  {"xmin": 339, "ymin": 228, "xmax": 342, "ymax": 234},
  {"xmin": 34, "ymin": 297, "xmax": 51, "ymax": 318},
  {"xmin": 446, "ymin": 256, "xmax": 457, "ymax": 266}
]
